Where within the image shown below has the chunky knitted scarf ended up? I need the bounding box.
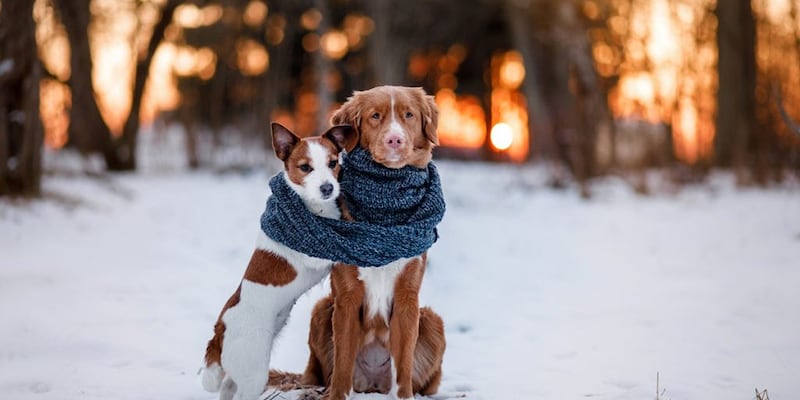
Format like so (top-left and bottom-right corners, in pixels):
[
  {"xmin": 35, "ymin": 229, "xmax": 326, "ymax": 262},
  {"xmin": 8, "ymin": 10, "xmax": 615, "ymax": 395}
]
[{"xmin": 260, "ymin": 147, "xmax": 445, "ymax": 267}]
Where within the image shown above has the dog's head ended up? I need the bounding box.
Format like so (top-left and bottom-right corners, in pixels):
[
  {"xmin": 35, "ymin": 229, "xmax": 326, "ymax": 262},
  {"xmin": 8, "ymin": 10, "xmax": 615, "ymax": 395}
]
[
  {"xmin": 331, "ymin": 86, "xmax": 439, "ymax": 169},
  {"xmin": 271, "ymin": 122, "xmax": 357, "ymax": 204}
]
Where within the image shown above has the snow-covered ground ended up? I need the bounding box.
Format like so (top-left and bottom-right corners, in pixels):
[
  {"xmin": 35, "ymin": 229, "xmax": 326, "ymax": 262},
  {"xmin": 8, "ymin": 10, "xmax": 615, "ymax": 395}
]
[{"xmin": 1, "ymin": 155, "xmax": 799, "ymax": 400}]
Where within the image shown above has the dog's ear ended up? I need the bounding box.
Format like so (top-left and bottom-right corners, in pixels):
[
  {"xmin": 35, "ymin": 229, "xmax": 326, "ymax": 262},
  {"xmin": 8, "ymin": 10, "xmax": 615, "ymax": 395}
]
[
  {"xmin": 331, "ymin": 92, "xmax": 363, "ymax": 133},
  {"xmin": 324, "ymin": 124, "xmax": 359, "ymax": 152},
  {"xmin": 420, "ymin": 91, "xmax": 439, "ymax": 146},
  {"xmin": 271, "ymin": 122, "xmax": 299, "ymax": 161}
]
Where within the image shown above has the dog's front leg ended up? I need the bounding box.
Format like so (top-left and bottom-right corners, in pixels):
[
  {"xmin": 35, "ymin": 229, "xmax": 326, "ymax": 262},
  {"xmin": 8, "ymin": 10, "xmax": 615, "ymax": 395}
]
[
  {"xmin": 389, "ymin": 259, "xmax": 425, "ymax": 400},
  {"xmin": 220, "ymin": 303, "xmax": 273, "ymax": 400},
  {"xmin": 327, "ymin": 269, "xmax": 364, "ymax": 400},
  {"xmin": 389, "ymin": 289, "xmax": 420, "ymax": 400}
]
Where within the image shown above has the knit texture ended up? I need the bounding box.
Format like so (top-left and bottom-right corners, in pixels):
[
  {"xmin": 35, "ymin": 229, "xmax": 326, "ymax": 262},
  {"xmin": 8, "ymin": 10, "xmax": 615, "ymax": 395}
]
[{"xmin": 260, "ymin": 147, "xmax": 445, "ymax": 267}]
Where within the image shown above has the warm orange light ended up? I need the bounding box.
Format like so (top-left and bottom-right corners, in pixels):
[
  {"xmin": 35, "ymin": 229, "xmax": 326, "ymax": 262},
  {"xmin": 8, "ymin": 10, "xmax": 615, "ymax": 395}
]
[
  {"xmin": 236, "ymin": 39, "xmax": 269, "ymax": 76},
  {"xmin": 266, "ymin": 15, "xmax": 286, "ymax": 45},
  {"xmin": 615, "ymin": 73, "xmax": 659, "ymax": 122},
  {"xmin": 173, "ymin": 45, "xmax": 196, "ymax": 76},
  {"xmin": 490, "ymin": 88, "xmax": 529, "ymax": 161},
  {"xmin": 174, "ymin": 4, "xmax": 222, "ymax": 28},
  {"xmin": 142, "ymin": 43, "xmax": 181, "ymax": 124},
  {"xmin": 490, "ymin": 51, "xmax": 529, "ymax": 161},
  {"xmin": 243, "ymin": 1, "xmax": 268, "ymax": 28},
  {"xmin": 174, "ymin": 4, "xmax": 202, "ymax": 28},
  {"xmin": 94, "ymin": 41, "xmax": 133, "ymax": 135},
  {"xmin": 490, "ymin": 123, "xmax": 513, "ymax": 150},
  {"xmin": 647, "ymin": 0, "xmax": 678, "ymax": 64},
  {"xmin": 320, "ymin": 30, "xmax": 348, "ymax": 59},
  {"xmin": 608, "ymin": 0, "xmax": 717, "ymax": 163},
  {"xmin": 499, "ymin": 51, "xmax": 525, "ymax": 89},
  {"xmin": 342, "ymin": 14, "xmax": 373, "ymax": 49},
  {"xmin": 434, "ymin": 89, "xmax": 486, "ymax": 149},
  {"xmin": 195, "ymin": 47, "xmax": 217, "ymax": 80},
  {"xmin": 40, "ymin": 79, "xmax": 70, "ymax": 149},
  {"xmin": 301, "ymin": 9, "xmax": 322, "ymax": 31},
  {"xmin": 302, "ymin": 33, "xmax": 319, "ymax": 52}
]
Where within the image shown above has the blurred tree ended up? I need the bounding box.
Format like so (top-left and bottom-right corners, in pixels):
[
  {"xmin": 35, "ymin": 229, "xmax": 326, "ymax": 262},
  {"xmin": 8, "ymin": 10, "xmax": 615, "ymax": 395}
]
[
  {"xmin": 503, "ymin": 0, "xmax": 555, "ymax": 161},
  {"xmin": 714, "ymin": 0, "xmax": 757, "ymax": 175},
  {"xmin": 364, "ymin": 0, "xmax": 405, "ymax": 85},
  {"xmin": 117, "ymin": 0, "xmax": 182, "ymax": 170},
  {"xmin": 0, "ymin": 0, "xmax": 43, "ymax": 196},
  {"xmin": 54, "ymin": 0, "xmax": 180, "ymax": 171},
  {"xmin": 260, "ymin": 0, "xmax": 305, "ymax": 143},
  {"xmin": 52, "ymin": 0, "xmax": 111, "ymax": 157},
  {"xmin": 503, "ymin": 0, "xmax": 610, "ymax": 193}
]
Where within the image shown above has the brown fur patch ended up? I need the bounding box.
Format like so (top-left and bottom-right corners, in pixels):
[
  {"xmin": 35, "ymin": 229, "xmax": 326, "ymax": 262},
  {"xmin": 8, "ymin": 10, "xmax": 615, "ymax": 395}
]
[
  {"xmin": 284, "ymin": 137, "xmax": 344, "ymax": 186},
  {"xmin": 331, "ymin": 86, "xmax": 438, "ymax": 169},
  {"xmin": 243, "ymin": 249, "xmax": 298, "ymax": 286},
  {"xmin": 205, "ymin": 285, "xmax": 241, "ymax": 367},
  {"xmin": 284, "ymin": 140, "xmax": 312, "ymax": 186}
]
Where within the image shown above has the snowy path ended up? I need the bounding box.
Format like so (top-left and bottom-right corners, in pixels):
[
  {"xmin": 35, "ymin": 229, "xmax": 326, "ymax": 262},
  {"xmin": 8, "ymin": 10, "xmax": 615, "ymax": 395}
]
[{"xmin": 1, "ymin": 163, "xmax": 799, "ymax": 400}]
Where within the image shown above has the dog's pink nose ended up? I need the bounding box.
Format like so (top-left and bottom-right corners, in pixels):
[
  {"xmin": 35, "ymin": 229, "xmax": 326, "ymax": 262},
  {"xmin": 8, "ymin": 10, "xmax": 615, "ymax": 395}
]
[{"xmin": 385, "ymin": 134, "xmax": 404, "ymax": 149}]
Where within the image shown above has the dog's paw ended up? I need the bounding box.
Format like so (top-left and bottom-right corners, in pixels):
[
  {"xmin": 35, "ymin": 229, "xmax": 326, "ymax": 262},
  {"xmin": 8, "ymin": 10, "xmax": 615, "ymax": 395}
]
[{"xmin": 298, "ymin": 387, "xmax": 325, "ymax": 400}]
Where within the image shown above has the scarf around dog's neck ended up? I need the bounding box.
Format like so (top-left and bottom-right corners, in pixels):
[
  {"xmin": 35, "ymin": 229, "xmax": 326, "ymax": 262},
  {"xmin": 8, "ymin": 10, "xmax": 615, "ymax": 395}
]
[{"xmin": 260, "ymin": 146, "xmax": 445, "ymax": 268}]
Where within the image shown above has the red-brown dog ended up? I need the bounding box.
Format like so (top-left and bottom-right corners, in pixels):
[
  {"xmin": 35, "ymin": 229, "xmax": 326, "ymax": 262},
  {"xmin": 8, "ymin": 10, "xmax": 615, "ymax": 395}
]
[{"xmin": 298, "ymin": 86, "xmax": 446, "ymax": 400}]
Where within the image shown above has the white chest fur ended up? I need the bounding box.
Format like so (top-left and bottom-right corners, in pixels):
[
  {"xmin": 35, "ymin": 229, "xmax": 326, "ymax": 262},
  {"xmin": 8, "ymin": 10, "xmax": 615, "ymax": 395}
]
[{"xmin": 358, "ymin": 257, "xmax": 417, "ymax": 322}]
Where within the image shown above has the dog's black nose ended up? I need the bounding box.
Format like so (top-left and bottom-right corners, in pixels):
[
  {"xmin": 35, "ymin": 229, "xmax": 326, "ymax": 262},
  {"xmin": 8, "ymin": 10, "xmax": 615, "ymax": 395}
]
[{"xmin": 320, "ymin": 182, "xmax": 334, "ymax": 198}]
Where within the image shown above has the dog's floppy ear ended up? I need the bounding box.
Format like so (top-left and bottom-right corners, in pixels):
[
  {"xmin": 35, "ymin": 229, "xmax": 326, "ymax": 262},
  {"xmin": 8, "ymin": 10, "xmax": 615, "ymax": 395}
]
[
  {"xmin": 420, "ymin": 92, "xmax": 439, "ymax": 145},
  {"xmin": 271, "ymin": 122, "xmax": 299, "ymax": 161},
  {"xmin": 323, "ymin": 124, "xmax": 359, "ymax": 152},
  {"xmin": 331, "ymin": 92, "xmax": 363, "ymax": 133}
]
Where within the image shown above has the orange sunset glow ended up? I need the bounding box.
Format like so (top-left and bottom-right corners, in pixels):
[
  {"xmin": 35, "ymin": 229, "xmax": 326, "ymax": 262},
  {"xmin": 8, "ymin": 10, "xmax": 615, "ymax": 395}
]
[{"xmin": 29, "ymin": 0, "xmax": 800, "ymax": 167}]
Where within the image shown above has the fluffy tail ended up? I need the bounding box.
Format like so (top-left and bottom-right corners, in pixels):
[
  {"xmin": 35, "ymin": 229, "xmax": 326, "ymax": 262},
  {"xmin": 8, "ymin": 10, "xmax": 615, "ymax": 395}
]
[
  {"xmin": 201, "ymin": 362, "xmax": 223, "ymax": 392},
  {"xmin": 201, "ymin": 320, "xmax": 226, "ymax": 392}
]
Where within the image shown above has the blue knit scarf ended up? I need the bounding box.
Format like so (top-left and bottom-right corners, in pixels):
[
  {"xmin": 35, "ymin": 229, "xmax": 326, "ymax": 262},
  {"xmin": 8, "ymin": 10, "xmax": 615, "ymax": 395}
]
[{"xmin": 260, "ymin": 147, "xmax": 445, "ymax": 267}]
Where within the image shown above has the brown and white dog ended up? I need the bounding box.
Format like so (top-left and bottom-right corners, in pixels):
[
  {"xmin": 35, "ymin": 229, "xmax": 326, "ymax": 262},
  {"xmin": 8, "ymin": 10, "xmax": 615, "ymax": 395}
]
[
  {"xmin": 201, "ymin": 122, "xmax": 357, "ymax": 400},
  {"xmin": 298, "ymin": 86, "xmax": 447, "ymax": 400}
]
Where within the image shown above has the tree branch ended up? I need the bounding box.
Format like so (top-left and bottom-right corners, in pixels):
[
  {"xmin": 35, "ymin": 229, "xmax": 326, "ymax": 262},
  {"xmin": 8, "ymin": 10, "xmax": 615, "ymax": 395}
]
[
  {"xmin": 773, "ymin": 82, "xmax": 800, "ymax": 136},
  {"xmin": 121, "ymin": 0, "xmax": 181, "ymax": 144}
]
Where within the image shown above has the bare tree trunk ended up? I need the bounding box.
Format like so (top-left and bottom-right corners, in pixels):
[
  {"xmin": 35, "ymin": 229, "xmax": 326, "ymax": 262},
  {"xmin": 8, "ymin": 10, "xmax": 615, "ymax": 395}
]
[
  {"xmin": 503, "ymin": 0, "xmax": 556, "ymax": 162},
  {"xmin": 544, "ymin": 1, "xmax": 607, "ymax": 196},
  {"xmin": 53, "ymin": 0, "xmax": 112, "ymax": 155},
  {"xmin": 260, "ymin": 0, "xmax": 301, "ymax": 147},
  {"xmin": 107, "ymin": 0, "xmax": 181, "ymax": 171},
  {"xmin": 0, "ymin": 0, "xmax": 43, "ymax": 196},
  {"xmin": 715, "ymin": 0, "xmax": 757, "ymax": 174},
  {"xmin": 562, "ymin": 6, "xmax": 610, "ymax": 185},
  {"xmin": 364, "ymin": 0, "xmax": 407, "ymax": 85},
  {"xmin": 314, "ymin": 0, "xmax": 333, "ymax": 129}
]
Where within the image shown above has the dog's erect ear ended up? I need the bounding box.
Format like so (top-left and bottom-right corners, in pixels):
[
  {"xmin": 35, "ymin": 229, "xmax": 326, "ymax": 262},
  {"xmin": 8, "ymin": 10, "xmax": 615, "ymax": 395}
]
[
  {"xmin": 271, "ymin": 122, "xmax": 299, "ymax": 161},
  {"xmin": 421, "ymin": 93, "xmax": 439, "ymax": 146},
  {"xmin": 330, "ymin": 93, "xmax": 362, "ymax": 133},
  {"xmin": 324, "ymin": 124, "xmax": 359, "ymax": 152}
]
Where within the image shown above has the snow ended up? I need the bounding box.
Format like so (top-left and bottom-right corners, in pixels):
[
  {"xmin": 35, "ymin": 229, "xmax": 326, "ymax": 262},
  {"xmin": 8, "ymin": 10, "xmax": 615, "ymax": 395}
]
[{"xmin": 1, "ymin": 156, "xmax": 799, "ymax": 400}]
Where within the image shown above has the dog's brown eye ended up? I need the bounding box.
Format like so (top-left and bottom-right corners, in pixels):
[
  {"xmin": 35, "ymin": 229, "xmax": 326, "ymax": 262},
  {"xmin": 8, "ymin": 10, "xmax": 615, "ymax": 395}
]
[
  {"xmin": 371, "ymin": 112, "xmax": 381, "ymax": 120},
  {"xmin": 328, "ymin": 160, "xmax": 337, "ymax": 169},
  {"xmin": 298, "ymin": 164, "xmax": 312, "ymax": 173},
  {"xmin": 405, "ymin": 111, "xmax": 414, "ymax": 119}
]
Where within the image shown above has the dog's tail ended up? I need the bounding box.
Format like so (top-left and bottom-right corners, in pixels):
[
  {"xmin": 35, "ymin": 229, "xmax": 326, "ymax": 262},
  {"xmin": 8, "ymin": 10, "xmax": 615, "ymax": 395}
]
[
  {"xmin": 201, "ymin": 362, "xmax": 223, "ymax": 392},
  {"xmin": 268, "ymin": 370, "xmax": 308, "ymax": 391},
  {"xmin": 201, "ymin": 320, "xmax": 226, "ymax": 392}
]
